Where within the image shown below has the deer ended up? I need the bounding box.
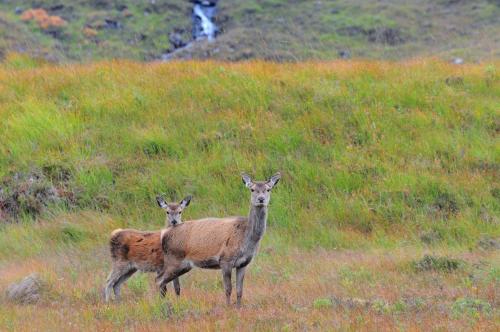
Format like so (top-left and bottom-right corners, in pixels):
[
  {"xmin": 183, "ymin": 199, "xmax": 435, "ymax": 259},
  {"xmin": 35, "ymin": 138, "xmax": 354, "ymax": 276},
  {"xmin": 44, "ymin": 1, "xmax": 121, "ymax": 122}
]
[
  {"xmin": 103, "ymin": 195, "xmax": 192, "ymax": 302},
  {"xmin": 157, "ymin": 172, "xmax": 281, "ymax": 306}
]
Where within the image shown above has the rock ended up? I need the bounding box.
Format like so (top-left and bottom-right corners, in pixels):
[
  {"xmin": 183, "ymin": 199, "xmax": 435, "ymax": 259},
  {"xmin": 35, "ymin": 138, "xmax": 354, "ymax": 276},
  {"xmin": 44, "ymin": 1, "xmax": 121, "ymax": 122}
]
[
  {"xmin": 452, "ymin": 57, "xmax": 464, "ymax": 65},
  {"xmin": 15, "ymin": 7, "xmax": 23, "ymax": 15},
  {"xmin": 478, "ymin": 236, "xmax": 500, "ymax": 250},
  {"xmin": 338, "ymin": 50, "xmax": 351, "ymax": 59},
  {"xmin": 6, "ymin": 274, "xmax": 43, "ymax": 304},
  {"xmin": 49, "ymin": 4, "xmax": 65, "ymax": 11},
  {"xmin": 169, "ymin": 32, "xmax": 187, "ymax": 49},
  {"xmin": 104, "ymin": 19, "xmax": 121, "ymax": 29}
]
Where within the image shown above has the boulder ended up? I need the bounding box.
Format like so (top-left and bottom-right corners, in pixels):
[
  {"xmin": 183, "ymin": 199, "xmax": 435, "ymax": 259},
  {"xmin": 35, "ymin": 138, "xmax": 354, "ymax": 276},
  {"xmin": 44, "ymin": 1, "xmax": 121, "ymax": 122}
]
[{"xmin": 6, "ymin": 274, "xmax": 43, "ymax": 304}]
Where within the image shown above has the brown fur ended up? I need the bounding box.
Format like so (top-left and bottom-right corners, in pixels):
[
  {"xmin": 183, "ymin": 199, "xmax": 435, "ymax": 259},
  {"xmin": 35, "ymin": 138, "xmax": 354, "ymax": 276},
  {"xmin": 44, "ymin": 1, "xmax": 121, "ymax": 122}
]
[
  {"xmin": 109, "ymin": 229, "xmax": 163, "ymax": 271},
  {"xmin": 161, "ymin": 217, "xmax": 248, "ymax": 264}
]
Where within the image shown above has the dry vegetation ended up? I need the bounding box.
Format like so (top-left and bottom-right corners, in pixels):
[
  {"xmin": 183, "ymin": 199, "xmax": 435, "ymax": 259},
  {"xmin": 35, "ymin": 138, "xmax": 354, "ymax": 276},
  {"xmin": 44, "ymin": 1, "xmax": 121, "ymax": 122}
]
[
  {"xmin": 0, "ymin": 59, "xmax": 498, "ymax": 330},
  {"xmin": 0, "ymin": 223, "xmax": 498, "ymax": 331}
]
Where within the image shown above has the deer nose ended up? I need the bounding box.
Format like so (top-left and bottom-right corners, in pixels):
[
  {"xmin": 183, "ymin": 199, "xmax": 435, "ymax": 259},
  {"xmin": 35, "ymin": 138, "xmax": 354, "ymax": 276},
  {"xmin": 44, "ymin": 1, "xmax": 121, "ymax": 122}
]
[{"xmin": 258, "ymin": 198, "xmax": 265, "ymax": 203}]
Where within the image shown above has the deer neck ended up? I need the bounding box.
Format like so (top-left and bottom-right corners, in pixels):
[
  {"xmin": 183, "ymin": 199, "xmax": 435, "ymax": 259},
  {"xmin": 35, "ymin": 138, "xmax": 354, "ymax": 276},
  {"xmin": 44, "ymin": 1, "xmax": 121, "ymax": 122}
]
[{"xmin": 243, "ymin": 204, "xmax": 267, "ymax": 251}]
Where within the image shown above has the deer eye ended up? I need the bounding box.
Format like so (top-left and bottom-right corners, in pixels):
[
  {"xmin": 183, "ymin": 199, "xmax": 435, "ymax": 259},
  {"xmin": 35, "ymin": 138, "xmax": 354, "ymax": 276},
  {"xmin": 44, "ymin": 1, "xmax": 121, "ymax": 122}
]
[
  {"xmin": 251, "ymin": 189, "xmax": 255, "ymax": 192},
  {"xmin": 166, "ymin": 212, "xmax": 170, "ymax": 214},
  {"xmin": 267, "ymin": 189, "xmax": 271, "ymax": 192}
]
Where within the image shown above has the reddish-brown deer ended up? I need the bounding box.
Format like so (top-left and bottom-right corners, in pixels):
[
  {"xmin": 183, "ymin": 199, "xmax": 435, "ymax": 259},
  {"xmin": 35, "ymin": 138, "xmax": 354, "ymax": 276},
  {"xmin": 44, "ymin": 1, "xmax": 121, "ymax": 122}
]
[{"xmin": 104, "ymin": 195, "xmax": 191, "ymax": 302}]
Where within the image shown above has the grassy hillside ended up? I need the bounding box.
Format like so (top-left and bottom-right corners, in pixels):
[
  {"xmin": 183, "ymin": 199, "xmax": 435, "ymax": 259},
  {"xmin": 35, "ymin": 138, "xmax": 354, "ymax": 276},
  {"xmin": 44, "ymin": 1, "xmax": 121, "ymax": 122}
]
[
  {"xmin": 0, "ymin": 0, "xmax": 499, "ymax": 62},
  {"xmin": 0, "ymin": 60, "xmax": 498, "ymax": 330}
]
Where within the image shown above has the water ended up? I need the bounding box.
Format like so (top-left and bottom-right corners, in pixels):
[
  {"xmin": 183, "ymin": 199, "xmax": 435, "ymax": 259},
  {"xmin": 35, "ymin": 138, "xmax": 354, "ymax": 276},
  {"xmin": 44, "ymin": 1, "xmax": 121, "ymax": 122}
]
[
  {"xmin": 161, "ymin": 1, "xmax": 218, "ymax": 61},
  {"xmin": 192, "ymin": 1, "xmax": 218, "ymax": 41}
]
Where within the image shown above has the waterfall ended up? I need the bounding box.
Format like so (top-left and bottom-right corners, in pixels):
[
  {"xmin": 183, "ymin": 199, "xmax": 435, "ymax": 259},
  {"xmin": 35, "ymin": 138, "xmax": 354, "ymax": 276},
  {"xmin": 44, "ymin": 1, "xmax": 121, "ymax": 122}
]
[
  {"xmin": 192, "ymin": 1, "xmax": 218, "ymax": 41},
  {"xmin": 161, "ymin": 0, "xmax": 218, "ymax": 60}
]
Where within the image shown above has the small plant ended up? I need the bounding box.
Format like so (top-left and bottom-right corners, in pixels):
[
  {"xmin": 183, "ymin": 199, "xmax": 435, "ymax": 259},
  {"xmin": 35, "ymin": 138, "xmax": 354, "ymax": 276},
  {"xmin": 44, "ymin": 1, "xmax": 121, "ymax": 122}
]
[
  {"xmin": 420, "ymin": 230, "xmax": 442, "ymax": 245},
  {"xmin": 451, "ymin": 298, "xmax": 492, "ymax": 319},
  {"xmin": 127, "ymin": 274, "xmax": 149, "ymax": 297},
  {"xmin": 142, "ymin": 140, "xmax": 166, "ymax": 157},
  {"xmin": 371, "ymin": 299, "xmax": 390, "ymax": 314},
  {"xmin": 60, "ymin": 224, "xmax": 87, "ymax": 243},
  {"xmin": 430, "ymin": 189, "xmax": 460, "ymax": 218},
  {"xmin": 412, "ymin": 255, "xmax": 463, "ymax": 273},
  {"xmin": 313, "ymin": 298, "xmax": 333, "ymax": 309}
]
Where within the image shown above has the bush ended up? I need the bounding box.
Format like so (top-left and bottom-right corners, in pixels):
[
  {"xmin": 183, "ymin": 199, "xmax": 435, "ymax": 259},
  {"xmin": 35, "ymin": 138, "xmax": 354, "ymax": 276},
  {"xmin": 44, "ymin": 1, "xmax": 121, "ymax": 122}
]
[
  {"xmin": 0, "ymin": 168, "xmax": 79, "ymax": 222},
  {"xmin": 412, "ymin": 255, "xmax": 463, "ymax": 273},
  {"xmin": 0, "ymin": 170, "xmax": 59, "ymax": 221},
  {"xmin": 451, "ymin": 298, "xmax": 492, "ymax": 319},
  {"xmin": 313, "ymin": 298, "xmax": 333, "ymax": 309}
]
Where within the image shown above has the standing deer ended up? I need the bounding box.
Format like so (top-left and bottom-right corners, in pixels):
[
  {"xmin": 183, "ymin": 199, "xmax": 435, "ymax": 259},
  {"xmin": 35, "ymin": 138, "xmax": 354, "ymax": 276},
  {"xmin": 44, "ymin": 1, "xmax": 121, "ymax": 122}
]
[
  {"xmin": 103, "ymin": 195, "xmax": 191, "ymax": 302},
  {"xmin": 158, "ymin": 172, "xmax": 281, "ymax": 306}
]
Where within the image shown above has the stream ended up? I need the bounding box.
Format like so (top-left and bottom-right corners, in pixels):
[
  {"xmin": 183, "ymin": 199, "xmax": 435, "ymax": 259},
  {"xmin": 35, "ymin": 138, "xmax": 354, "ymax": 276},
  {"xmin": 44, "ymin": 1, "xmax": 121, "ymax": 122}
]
[{"xmin": 161, "ymin": 0, "xmax": 218, "ymax": 60}]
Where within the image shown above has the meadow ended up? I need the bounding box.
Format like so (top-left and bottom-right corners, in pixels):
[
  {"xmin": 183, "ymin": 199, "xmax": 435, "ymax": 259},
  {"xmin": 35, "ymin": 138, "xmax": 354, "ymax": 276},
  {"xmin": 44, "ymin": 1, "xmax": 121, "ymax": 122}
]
[{"xmin": 0, "ymin": 57, "xmax": 498, "ymax": 331}]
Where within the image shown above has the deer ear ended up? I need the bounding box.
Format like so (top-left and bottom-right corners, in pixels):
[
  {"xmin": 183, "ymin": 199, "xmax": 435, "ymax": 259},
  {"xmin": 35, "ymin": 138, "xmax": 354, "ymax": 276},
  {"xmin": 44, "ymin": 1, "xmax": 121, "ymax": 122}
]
[
  {"xmin": 267, "ymin": 172, "xmax": 281, "ymax": 188},
  {"xmin": 180, "ymin": 195, "xmax": 192, "ymax": 208},
  {"xmin": 241, "ymin": 173, "xmax": 253, "ymax": 188},
  {"xmin": 156, "ymin": 196, "xmax": 167, "ymax": 209}
]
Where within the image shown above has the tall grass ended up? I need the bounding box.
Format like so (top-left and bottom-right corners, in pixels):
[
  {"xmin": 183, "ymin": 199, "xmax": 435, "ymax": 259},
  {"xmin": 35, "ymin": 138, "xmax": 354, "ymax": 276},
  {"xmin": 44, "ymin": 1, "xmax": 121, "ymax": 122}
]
[{"xmin": 0, "ymin": 59, "xmax": 498, "ymax": 257}]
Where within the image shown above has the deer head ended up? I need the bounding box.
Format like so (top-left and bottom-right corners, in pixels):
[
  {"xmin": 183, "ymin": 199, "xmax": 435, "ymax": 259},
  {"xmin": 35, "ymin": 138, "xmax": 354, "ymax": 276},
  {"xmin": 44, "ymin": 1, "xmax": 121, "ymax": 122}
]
[
  {"xmin": 156, "ymin": 195, "xmax": 192, "ymax": 226},
  {"xmin": 241, "ymin": 172, "xmax": 281, "ymax": 207}
]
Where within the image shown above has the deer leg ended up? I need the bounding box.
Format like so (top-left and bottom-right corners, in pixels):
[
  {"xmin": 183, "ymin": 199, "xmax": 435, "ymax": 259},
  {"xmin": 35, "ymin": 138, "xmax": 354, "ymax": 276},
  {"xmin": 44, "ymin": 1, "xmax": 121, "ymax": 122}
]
[
  {"xmin": 113, "ymin": 267, "xmax": 137, "ymax": 300},
  {"xmin": 104, "ymin": 268, "xmax": 118, "ymax": 302},
  {"xmin": 235, "ymin": 266, "xmax": 246, "ymax": 307},
  {"xmin": 158, "ymin": 262, "xmax": 191, "ymax": 297},
  {"xmin": 156, "ymin": 271, "xmax": 168, "ymax": 296},
  {"xmin": 222, "ymin": 267, "xmax": 232, "ymax": 306},
  {"xmin": 173, "ymin": 277, "xmax": 181, "ymax": 296},
  {"xmin": 104, "ymin": 263, "xmax": 129, "ymax": 302}
]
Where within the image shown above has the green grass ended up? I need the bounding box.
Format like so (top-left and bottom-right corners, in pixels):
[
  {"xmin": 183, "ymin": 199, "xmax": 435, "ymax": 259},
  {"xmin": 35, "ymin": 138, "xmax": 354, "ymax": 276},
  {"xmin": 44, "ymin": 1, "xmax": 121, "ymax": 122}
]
[{"xmin": 0, "ymin": 59, "xmax": 498, "ymax": 262}]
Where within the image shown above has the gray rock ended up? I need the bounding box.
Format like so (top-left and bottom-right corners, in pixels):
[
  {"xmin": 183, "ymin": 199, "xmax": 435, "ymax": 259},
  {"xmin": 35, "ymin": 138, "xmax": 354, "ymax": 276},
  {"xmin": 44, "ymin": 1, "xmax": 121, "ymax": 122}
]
[
  {"xmin": 169, "ymin": 32, "xmax": 187, "ymax": 49},
  {"xmin": 6, "ymin": 274, "xmax": 43, "ymax": 304},
  {"xmin": 338, "ymin": 50, "xmax": 351, "ymax": 59},
  {"xmin": 478, "ymin": 236, "xmax": 500, "ymax": 250}
]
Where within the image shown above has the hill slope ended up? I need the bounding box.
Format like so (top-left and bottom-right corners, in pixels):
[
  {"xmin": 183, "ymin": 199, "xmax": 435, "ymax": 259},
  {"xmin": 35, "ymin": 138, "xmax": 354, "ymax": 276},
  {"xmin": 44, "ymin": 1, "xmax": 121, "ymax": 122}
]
[
  {"xmin": 0, "ymin": 59, "xmax": 498, "ymax": 247},
  {"xmin": 0, "ymin": 0, "xmax": 499, "ymax": 62},
  {"xmin": 0, "ymin": 60, "xmax": 498, "ymax": 330}
]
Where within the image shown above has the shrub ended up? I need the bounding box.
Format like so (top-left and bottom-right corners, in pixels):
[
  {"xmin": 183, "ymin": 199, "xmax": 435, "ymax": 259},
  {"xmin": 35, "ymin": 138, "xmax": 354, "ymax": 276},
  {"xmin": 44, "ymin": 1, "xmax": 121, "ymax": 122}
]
[
  {"xmin": 451, "ymin": 298, "xmax": 492, "ymax": 319},
  {"xmin": 412, "ymin": 255, "xmax": 463, "ymax": 273},
  {"xmin": 21, "ymin": 9, "xmax": 67, "ymax": 29},
  {"xmin": 0, "ymin": 168, "xmax": 79, "ymax": 222},
  {"xmin": 313, "ymin": 298, "xmax": 333, "ymax": 309},
  {"xmin": 0, "ymin": 170, "xmax": 59, "ymax": 221},
  {"xmin": 420, "ymin": 230, "xmax": 443, "ymax": 245}
]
